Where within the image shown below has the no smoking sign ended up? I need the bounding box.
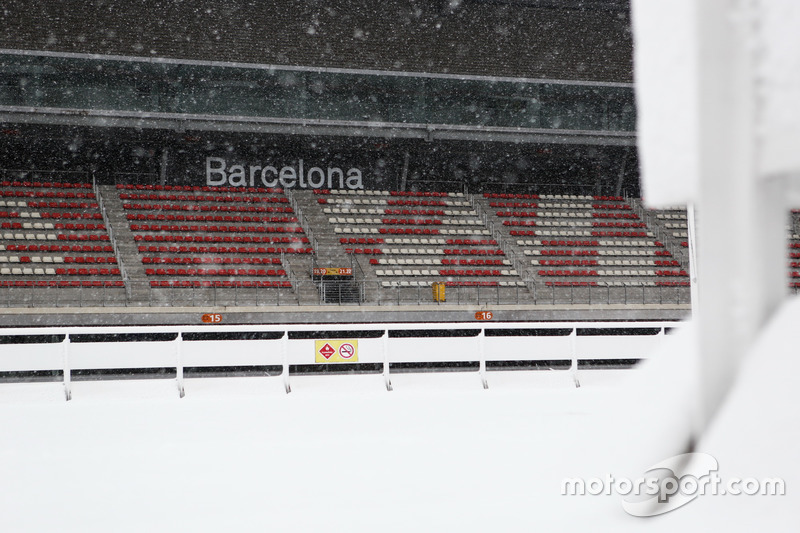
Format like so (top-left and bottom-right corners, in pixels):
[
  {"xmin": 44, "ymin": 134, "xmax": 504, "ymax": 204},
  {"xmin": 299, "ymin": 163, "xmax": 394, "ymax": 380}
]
[
  {"xmin": 315, "ymin": 339, "xmax": 359, "ymax": 363},
  {"xmin": 338, "ymin": 343, "xmax": 355, "ymax": 359}
]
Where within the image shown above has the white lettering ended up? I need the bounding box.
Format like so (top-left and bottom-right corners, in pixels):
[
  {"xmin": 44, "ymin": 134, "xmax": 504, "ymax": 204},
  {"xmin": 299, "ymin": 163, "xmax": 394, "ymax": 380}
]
[
  {"xmin": 228, "ymin": 165, "xmax": 246, "ymax": 187},
  {"xmin": 307, "ymin": 167, "xmax": 325, "ymax": 188},
  {"xmin": 249, "ymin": 165, "xmax": 262, "ymax": 187},
  {"xmin": 207, "ymin": 158, "xmax": 364, "ymax": 190},
  {"xmin": 279, "ymin": 166, "xmax": 297, "ymax": 188},
  {"xmin": 298, "ymin": 159, "xmax": 306, "ymax": 188},
  {"xmin": 206, "ymin": 157, "xmax": 227, "ymax": 186},
  {"xmin": 346, "ymin": 168, "xmax": 363, "ymax": 189},
  {"xmin": 261, "ymin": 166, "xmax": 278, "ymax": 187},
  {"xmin": 327, "ymin": 167, "xmax": 344, "ymax": 189}
]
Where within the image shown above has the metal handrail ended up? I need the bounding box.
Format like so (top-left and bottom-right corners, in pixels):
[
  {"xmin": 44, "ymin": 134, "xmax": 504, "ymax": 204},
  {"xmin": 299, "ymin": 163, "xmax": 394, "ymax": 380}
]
[
  {"xmin": 0, "ymin": 278, "xmax": 694, "ymax": 308},
  {"xmin": 93, "ymin": 177, "xmax": 131, "ymax": 298}
]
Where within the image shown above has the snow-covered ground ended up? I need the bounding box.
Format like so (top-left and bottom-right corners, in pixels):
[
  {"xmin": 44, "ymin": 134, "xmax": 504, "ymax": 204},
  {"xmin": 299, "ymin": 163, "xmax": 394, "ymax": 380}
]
[{"xmin": 0, "ymin": 305, "xmax": 797, "ymax": 532}]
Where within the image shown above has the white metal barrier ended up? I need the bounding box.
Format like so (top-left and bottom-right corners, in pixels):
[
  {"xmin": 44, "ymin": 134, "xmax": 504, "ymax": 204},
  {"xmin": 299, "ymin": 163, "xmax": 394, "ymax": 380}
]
[{"xmin": 0, "ymin": 321, "xmax": 678, "ymax": 400}]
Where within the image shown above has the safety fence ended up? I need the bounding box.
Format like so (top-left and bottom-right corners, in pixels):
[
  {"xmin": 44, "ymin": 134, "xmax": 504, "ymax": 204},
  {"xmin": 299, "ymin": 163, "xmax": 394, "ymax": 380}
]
[
  {"xmin": 0, "ymin": 279, "xmax": 692, "ymax": 307},
  {"xmin": 0, "ymin": 321, "xmax": 679, "ymax": 400}
]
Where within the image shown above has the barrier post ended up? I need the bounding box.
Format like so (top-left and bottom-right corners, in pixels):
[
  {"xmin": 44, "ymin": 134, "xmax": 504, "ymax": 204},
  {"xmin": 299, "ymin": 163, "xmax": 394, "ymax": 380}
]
[
  {"xmin": 478, "ymin": 329, "xmax": 488, "ymax": 389},
  {"xmin": 176, "ymin": 332, "xmax": 185, "ymax": 398},
  {"xmin": 62, "ymin": 334, "xmax": 71, "ymax": 401},
  {"xmin": 382, "ymin": 330, "xmax": 392, "ymax": 391},
  {"xmin": 282, "ymin": 331, "xmax": 291, "ymax": 393},
  {"xmin": 570, "ymin": 327, "xmax": 580, "ymax": 388}
]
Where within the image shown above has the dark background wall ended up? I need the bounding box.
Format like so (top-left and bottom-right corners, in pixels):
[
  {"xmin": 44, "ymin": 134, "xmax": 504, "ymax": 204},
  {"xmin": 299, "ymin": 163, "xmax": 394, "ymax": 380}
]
[
  {"xmin": 0, "ymin": 124, "xmax": 641, "ymax": 196},
  {"xmin": 0, "ymin": 0, "xmax": 632, "ymax": 82}
]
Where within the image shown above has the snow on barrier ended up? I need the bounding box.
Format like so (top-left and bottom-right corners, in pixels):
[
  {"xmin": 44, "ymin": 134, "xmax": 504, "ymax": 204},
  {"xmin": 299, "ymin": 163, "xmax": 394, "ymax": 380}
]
[{"xmin": 0, "ymin": 321, "xmax": 678, "ymax": 399}]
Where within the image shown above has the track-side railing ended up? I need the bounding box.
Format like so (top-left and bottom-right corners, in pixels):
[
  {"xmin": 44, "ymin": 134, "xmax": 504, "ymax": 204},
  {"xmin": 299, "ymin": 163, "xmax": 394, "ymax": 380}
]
[{"xmin": 0, "ymin": 321, "xmax": 680, "ymax": 399}]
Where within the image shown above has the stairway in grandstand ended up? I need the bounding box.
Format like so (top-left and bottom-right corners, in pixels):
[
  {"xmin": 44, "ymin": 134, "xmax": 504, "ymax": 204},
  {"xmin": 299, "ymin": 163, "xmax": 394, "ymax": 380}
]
[{"xmin": 292, "ymin": 189, "xmax": 362, "ymax": 304}]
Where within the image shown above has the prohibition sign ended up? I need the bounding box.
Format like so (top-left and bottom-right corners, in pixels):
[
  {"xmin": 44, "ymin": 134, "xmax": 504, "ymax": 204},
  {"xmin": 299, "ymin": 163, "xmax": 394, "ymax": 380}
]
[{"xmin": 339, "ymin": 343, "xmax": 356, "ymax": 359}]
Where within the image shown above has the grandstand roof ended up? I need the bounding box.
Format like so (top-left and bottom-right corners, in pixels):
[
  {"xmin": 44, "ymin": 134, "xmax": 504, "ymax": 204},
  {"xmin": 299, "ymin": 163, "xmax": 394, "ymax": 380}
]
[{"xmin": 0, "ymin": 0, "xmax": 633, "ymax": 83}]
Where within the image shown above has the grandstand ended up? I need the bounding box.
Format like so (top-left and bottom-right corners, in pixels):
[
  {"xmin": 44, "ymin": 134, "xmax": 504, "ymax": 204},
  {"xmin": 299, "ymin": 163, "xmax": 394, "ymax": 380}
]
[
  {"xmin": 0, "ymin": 174, "xmax": 700, "ymax": 323},
  {"xmin": 2, "ymin": 173, "xmax": 799, "ymax": 325}
]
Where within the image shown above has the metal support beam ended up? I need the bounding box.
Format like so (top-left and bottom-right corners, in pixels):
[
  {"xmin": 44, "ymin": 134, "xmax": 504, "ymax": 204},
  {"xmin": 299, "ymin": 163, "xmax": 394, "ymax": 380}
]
[{"xmin": 0, "ymin": 106, "xmax": 637, "ymax": 147}]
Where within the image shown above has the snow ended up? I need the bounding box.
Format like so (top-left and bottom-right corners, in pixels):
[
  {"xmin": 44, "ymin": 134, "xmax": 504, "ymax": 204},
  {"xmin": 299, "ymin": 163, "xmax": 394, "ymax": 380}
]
[{"xmin": 0, "ymin": 311, "xmax": 795, "ymax": 532}]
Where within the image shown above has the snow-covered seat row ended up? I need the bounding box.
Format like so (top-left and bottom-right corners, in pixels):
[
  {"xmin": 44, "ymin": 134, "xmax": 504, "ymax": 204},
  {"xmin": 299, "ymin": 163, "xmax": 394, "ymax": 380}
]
[
  {"xmin": 116, "ymin": 184, "xmax": 284, "ymax": 194},
  {"xmin": 380, "ymin": 280, "xmax": 525, "ymax": 288},
  {"xmin": 318, "ymin": 197, "xmax": 471, "ymax": 207},
  {"xmin": 315, "ymin": 189, "xmax": 465, "ymax": 198}
]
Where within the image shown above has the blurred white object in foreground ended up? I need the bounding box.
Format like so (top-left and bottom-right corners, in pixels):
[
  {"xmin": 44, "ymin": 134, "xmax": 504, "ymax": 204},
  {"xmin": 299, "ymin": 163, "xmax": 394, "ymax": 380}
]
[{"xmin": 632, "ymin": 0, "xmax": 800, "ymax": 435}]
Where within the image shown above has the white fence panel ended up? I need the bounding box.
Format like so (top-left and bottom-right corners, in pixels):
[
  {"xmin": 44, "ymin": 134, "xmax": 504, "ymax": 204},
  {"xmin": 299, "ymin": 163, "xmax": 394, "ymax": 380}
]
[
  {"xmin": 574, "ymin": 331, "xmax": 664, "ymax": 360},
  {"xmin": 0, "ymin": 342, "xmax": 63, "ymax": 372},
  {"xmin": 182, "ymin": 339, "xmax": 284, "ymax": 367},
  {"xmin": 69, "ymin": 340, "xmax": 177, "ymax": 370},
  {"xmin": 483, "ymin": 335, "xmax": 572, "ymax": 361},
  {"xmin": 387, "ymin": 335, "xmax": 481, "ymax": 363}
]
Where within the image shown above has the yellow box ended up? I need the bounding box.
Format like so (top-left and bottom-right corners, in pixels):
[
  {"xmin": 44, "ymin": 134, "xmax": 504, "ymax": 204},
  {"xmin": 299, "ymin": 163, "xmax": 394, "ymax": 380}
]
[
  {"xmin": 432, "ymin": 281, "xmax": 446, "ymax": 302},
  {"xmin": 315, "ymin": 339, "xmax": 359, "ymax": 363}
]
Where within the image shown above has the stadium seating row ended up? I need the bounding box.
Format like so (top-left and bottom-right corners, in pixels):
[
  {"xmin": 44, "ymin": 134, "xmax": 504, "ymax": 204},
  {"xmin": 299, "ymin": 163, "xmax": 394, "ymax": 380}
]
[
  {"xmin": 116, "ymin": 184, "xmax": 283, "ymax": 193},
  {"xmin": 1, "ymin": 244, "xmax": 113, "ymax": 252},
  {"xmin": 142, "ymin": 257, "xmax": 281, "ymax": 265},
  {"xmin": 137, "ymin": 245, "xmax": 301, "ymax": 254},
  {"xmin": 356, "ymin": 237, "xmax": 495, "ymax": 246},
  {"xmin": 517, "ymin": 239, "xmax": 662, "ymax": 247},
  {"xmin": 328, "ymin": 217, "xmax": 482, "ymax": 226},
  {"xmin": 0, "ymin": 256, "xmax": 115, "ymax": 264},
  {"xmin": 344, "ymin": 248, "xmax": 383, "ymax": 254},
  {"xmin": 369, "ymin": 258, "xmax": 509, "ymax": 266},
  {"xmin": 1, "ymin": 181, "xmax": 92, "ymax": 189},
  {"xmin": 0, "ymin": 267, "xmax": 120, "ymax": 275},
  {"xmin": 1, "ymin": 233, "xmax": 109, "ymax": 242},
  {"xmin": 314, "ymin": 189, "xmax": 465, "ymax": 198},
  {"xmin": 529, "ymin": 231, "xmax": 652, "ymax": 238},
  {"xmin": 318, "ymin": 198, "xmax": 470, "ymax": 207},
  {"xmin": 149, "ymin": 280, "xmax": 291, "ymax": 288},
  {"xmin": 533, "ymin": 259, "xmax": 680, "ymax": 267},
  {"xmin": 334, "ymin": 227, "xmax": 491, "ymax": 236},
  {"xmin": 144, "ymin": 268, "xmax": 285, "ymax": 277},
  {"xmin": 545, "ymin": 281, "xmax": 690, "ymax": 287},
  {"xmin": 379, "ymin": 280, "xmax": 525, "ymax": 287},
  {"xmin": 126, "ymin": 214, "xmax": 294, "ymax": 222},
  {"xmin": 134, "ymin": 237, "xmax": 312, "ymax": 252},
  {"xmin": 0, "ymin": 191, "xmax": 94, "ymax": 199},
  {"xmin": 525, "ymin": 249, "xmax": 671, "ymax": 257},
  {"xmin": 324, "ymin": 207, "xmax": 442, "ymax": 215},
  {"xmin": 0, "ymin": 222, "xmax": 105, "ymax": 231},
  {"xmin": 376, "ymin": 269, "xmax": 516, "ymax": 276},
  {"xmin": 483, "ymin": 193, "xmax": 626, "ymax": 201},
  {"xmin": 120, "ymin": 193, "xmax": 289, "ymax": 203},
  {"xmin": 122, "ymin": 203, "xmax": 289, "ymax": 213},
  {"xmin": 537, "ymin": 269, "xmax": 687, "ymax": 277},
  {"xmin": 25, "ymin": 201, "xmax": 98, "ymax": 209},
  {"xmin": 130, "ymin": 224, "xmax": 301, "ymax": 233},
  {"xmin": 0, "ymin": 280, "xmax": 124, "ymax": 288}
]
